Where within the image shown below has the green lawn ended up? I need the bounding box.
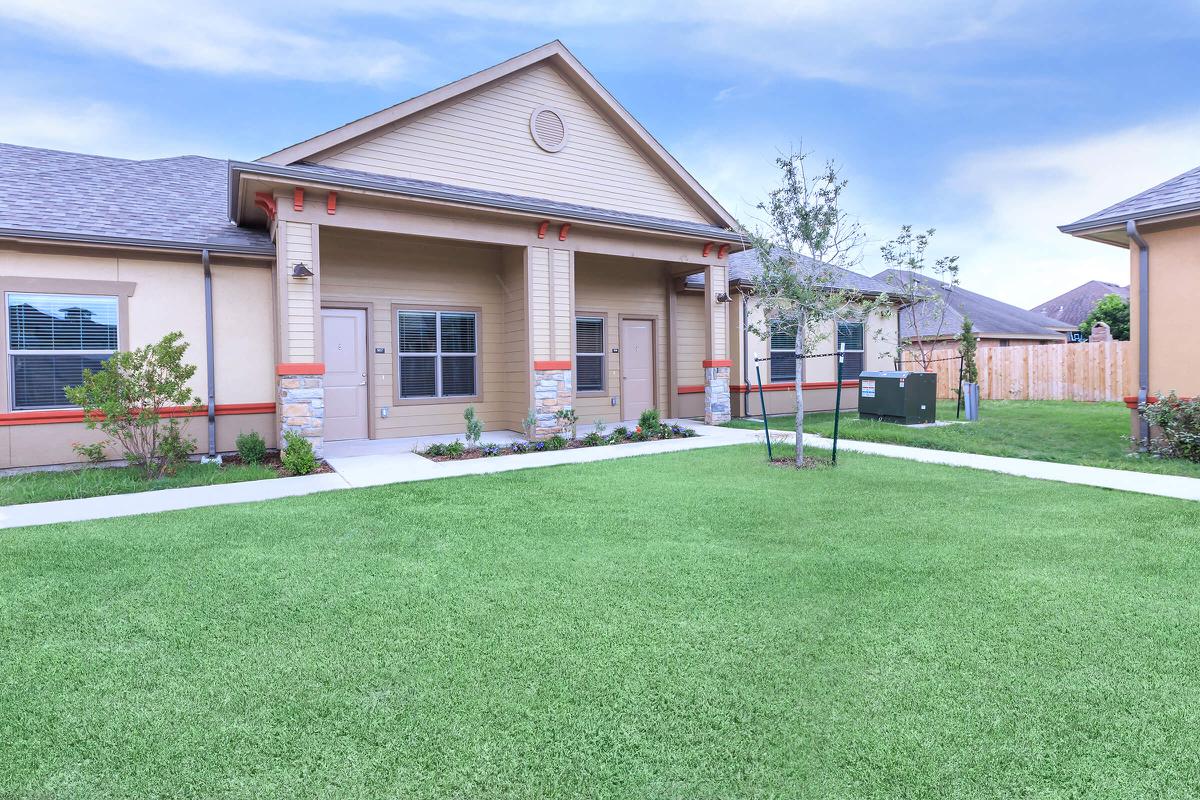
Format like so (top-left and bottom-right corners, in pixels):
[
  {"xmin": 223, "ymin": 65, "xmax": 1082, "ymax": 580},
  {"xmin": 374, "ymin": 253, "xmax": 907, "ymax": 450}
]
[
  {"xmin": 726, "ymin": 399, "xmax": 1200, "ymax": 478},
  {"xmin": 3, "ymin": 446, "xmax": 1199, "ymax": 798},
  {"xmin": 0, "ymin": 461, "xmax": 278, "ymax": 506}
]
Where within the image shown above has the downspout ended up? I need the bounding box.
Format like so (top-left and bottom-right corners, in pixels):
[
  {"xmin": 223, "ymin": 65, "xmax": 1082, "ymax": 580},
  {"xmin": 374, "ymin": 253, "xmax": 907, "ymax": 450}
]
[
  {"xmin": 202, "ymin": 248, "xmax": 217, "ymax": 457},
  {"xmin": 1126, "ymin": 220, "xmax": 1150, "ymax": 446},
  {"xmin": 741, "ymin": 291, "xmax": 751, "ymax": 416}
]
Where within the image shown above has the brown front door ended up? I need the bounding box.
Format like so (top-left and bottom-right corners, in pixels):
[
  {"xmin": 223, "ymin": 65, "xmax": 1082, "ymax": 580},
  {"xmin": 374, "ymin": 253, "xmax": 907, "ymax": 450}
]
[
  {"xmin": 619, "ymin": 318, "xmax": 655, "ymax": 421},
  {"xmin": 322, "ymin": 307, "xmax": 368, "ymax": 441}
]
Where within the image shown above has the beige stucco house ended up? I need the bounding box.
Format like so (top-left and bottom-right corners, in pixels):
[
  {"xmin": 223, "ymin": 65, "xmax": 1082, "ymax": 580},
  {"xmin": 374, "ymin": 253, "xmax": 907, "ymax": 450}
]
[
  {"xmin": 0, "ymin": 41, "xmax": 896, "ymax": 470},
  {"xmin": 1060, "ymin": 164, "xmax": 1200, "ymax": 441}
]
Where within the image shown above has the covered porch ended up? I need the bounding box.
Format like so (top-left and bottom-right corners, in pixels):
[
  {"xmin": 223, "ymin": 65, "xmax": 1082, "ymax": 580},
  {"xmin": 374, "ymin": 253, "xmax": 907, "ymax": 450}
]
[{"xmin": 252, "ymin": 180, "xmax": 740, "ymax": 453}]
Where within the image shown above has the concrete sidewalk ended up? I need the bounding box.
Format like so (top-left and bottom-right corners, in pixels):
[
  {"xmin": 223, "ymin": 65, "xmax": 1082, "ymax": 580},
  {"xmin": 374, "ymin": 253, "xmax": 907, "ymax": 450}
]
[
  {"xmin": 0, "ymin": 423, "xmax": 757, "ymax": 529},
  {"xmin": 769, "ymin": 431, "xmax": 1200, "ymax": 502}
]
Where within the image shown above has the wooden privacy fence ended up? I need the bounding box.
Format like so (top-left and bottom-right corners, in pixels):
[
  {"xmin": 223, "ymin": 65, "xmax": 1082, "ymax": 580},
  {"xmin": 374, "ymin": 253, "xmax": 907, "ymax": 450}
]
[{"xmin": 902, "ymin": 341, "xmax": 1133, "ymax": 402}]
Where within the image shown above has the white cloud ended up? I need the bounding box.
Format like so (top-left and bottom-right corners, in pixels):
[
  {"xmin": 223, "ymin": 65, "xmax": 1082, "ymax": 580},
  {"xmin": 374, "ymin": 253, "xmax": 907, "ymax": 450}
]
[
  {"xmin": 0, "ymin": 0, "xmax": 424, "ymax": 84},
  {"xmin": 934, "ymin": 114, "xmax": 1200, "ymax": 306},
  {"xmin": 0, "ymin": 92, "xmax": 221, "ymax": 158}
]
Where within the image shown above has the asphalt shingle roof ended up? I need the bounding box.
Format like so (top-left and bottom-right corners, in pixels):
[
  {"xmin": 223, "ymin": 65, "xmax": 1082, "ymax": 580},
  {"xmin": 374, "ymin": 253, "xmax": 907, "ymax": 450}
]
[
  {"xmin": 0, "ymin": 142, "xmax": 273, "ymax": 254},
  {"xmin": 1061, "ymin": 164, "xmax": 1200, "ymax": 232},
  {"xmin": 873, "ymin": 269, "xmax": 1069, "ymax": 341},
  {"xmin": 685, "ymin": 248, "xmax": 891, "ymax": 293},
  {"xmin": 1030, "ymin": 280, "xmax": 1129, "ymax": 328},
  {"xmin": 233, "ymin": 160, "xmax": 738, "ymax": 241}
]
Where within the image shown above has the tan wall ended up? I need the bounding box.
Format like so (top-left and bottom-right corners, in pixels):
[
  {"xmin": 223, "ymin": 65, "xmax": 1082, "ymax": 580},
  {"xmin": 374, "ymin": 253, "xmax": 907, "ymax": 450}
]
[
  {"xmin": 574, "ymin": 254, "xmax": 670, "ymax": 423},
  {"xmin": 282, "ymin": 221, "xmax": 316, "ymax": 361},
  {"xmin": 0, "ymin": 244, "xmax": 275, "ymax": 468},
  {"xmin": 317, "ymin": 63, "xmax": 708, "ymax": 224},
  {"xmin": 675, "ymin": 291, "xmax": 707, "ymax": 389},
  {"xmin": 500, "ymin": 248, "xmax": 530, "ymax": 428},
  {"xmin": 1135, "ymin": 224, "xmax": 1200, "ymax": 399},
  {"xmin": 319, "ymin": 228, "xmax": 524, "ymax": 438}
]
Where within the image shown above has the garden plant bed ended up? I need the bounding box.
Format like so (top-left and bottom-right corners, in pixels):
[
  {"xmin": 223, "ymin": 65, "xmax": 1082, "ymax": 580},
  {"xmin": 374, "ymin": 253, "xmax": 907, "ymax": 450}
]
[
  {"xmin": 419, "ymin": 423, "xmax": 698, "ymax": 462},
  {"xmin": 0, "ymin": 453, "xmax": 332, "ymax": 507}
]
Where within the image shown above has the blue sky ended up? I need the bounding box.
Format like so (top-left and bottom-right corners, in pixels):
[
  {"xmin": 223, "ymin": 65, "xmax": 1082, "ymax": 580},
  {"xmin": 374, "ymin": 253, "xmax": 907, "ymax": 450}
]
[{"xmin": 2, "ymin": 1, "xmax": 1198, "ymax": 307}]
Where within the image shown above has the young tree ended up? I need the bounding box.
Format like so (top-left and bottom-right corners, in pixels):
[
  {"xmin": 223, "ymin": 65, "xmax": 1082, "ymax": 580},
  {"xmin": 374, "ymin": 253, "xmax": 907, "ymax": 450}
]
[
  {"xmin": 745, "ymin": 151, "xmax": 890, "ymax": 466},
  {"xmin": 64, "ymin": 331, "xmax": 201, "ymax": 479},
  {"xmin": 1080, "ymin": 294, "xmax": 1130, "ymax": 341},
  {"xmin": 880, "ymin": 226, "xmax": 960, "ymax": 370},
  {"xmin": 959, "ymin": 314, "xmax": 979, "ymax": 385}
]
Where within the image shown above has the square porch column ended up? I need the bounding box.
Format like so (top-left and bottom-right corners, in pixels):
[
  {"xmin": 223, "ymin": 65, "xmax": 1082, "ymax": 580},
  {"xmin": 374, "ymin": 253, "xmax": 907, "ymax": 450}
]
[
  {"xmin": 527, "ymin": 245, "xmax": 574, "ymax": 438},
  {"xmin": 275, "ymin": 218, "xmax": 325, "ymax": 454},
  {"xmin": 703, "ymin": 261, "xmax": 731, "ymax": 425}
]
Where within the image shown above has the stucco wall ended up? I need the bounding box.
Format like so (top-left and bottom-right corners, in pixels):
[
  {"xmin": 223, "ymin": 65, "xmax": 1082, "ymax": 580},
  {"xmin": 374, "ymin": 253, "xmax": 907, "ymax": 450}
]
[
  {"xmin": 1135, "ymin": 223, "xmax": 1200, "ymax": 399},
  {"xmin": 0, "ymin": 244, "xmax": 275, "ymax": 468}
]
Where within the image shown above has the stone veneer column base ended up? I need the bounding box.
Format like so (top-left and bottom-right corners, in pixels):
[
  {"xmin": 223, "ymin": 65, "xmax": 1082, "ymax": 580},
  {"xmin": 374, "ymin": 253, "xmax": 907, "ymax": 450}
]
[
  {"xmin": 704, "ymin": 365, "xmax": 731, "ymax": 425},
  {"xmin": 278, "ymin": 372, "xmax": 325, "ymax": 456},
  {"xmin": 533, "ymin": 366, "xmax": 573, "ymax": 438}
]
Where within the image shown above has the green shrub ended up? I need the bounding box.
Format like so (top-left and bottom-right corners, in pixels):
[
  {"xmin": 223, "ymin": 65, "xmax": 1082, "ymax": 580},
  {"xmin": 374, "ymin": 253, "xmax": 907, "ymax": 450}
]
[
  {"xmin": 522, "ymin": 409, "xmax": 537, "ymax": 439},
  {"xmin": 235, "ymin": 431, "xmax": 268, "ymax": 465},
  {"xmin": 281, "ymin": 431, "xmax": 318, "ymax": 476},
  {"xmin": 638, "ymin": 408, "xmax": 662, "ymax": 433},
  {"xmin": 582, "ymin": 431, "xmax": 605, "ymax": 447},
  {"xmin": 546, "ymin": 434, "xmax": 568, "ymax": 451},
  {"xmin": 555, "ymin": 407, "xmax": 579, "ymax": 438},
  {"xmin": 63, "ymin": 331, "xmax": 201, "ymax": 480},
  {"xmin": 464, "ymin": 406, "xmax": 483, "ymax": 447},
  {"xmin": 1141, "ymin": 393, "xmax": 1200, "ymax": 462},
  {"xmin": 610, "ymin": 426, "xmax": 630, "ymax": 442},
  {"xmin": 72, "ymin": 440, "xmax": 109, "ymax": 464},
  {"xmin": 423, "ymin": 442, "xmax": 449, "ymax": 458},
  {"xmin": 446, "ymin": 440, "xmax": 466, "ymax": 458}
]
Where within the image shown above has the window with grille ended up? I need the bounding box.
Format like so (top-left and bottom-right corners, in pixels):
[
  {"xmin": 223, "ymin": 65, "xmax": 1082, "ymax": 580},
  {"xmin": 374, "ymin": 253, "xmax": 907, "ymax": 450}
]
[
  {"xmin": 575, "ymin": 317, "xmax": 605, "ymax": 392},
  {"xmin": 837, "ymin": 322, "xmax": 865, "ymax": 380},
  {"xmin": 396, "ymin": 310, "xmax": 478, "ymax": 399},
  {"xmin": 7, "ymin": 292, "xmax": 118, "ymax": 410},
  {"xmin": 769, "ymin": 323, "xmax": 797, "ymax": 382}
]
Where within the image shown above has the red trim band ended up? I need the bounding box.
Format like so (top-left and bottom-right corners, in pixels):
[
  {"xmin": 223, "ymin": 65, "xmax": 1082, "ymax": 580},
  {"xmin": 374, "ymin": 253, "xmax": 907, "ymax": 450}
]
[
  {"xmin": 0, "ymin": 403, "xmax": 276, "ymax": 427},
  {"xmin": 277, "ymin": 362, "xmax": 325, "ymax": 376},
  {"xmin": 677, "ymin": 380, "xmax": 860, "ymax": 395},
  {"xmin": 702, "ymin": 359, "xmax": 733, "ymax": 368},
  {"xmin": 533, "ymin": 360, "xmax": 572, "ymax": 370},
  {"xmin": 1126, "ymin": 395, "xmax": 1193, "ymax": 409}
]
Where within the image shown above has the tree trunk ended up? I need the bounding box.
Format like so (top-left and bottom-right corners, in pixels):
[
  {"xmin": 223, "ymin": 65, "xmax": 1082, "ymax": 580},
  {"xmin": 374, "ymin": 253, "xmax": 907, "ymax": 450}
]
[{"xmin": 794, "ymin": 326, "xmax": 804, "ymax": 466}]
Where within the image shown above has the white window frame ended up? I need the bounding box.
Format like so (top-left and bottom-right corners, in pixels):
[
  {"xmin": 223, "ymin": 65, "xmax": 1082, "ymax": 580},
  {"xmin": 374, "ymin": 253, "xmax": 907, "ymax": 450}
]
[
  {"xmin": 837, "ymin": 321, "xmax": 865, "ymax": 379},
  {"xmin": 5, "ymin": 291, "xmax": 119, "ymax": 412},
  {"xmin": 769, "ymin": 323, "xmax": 797, "ymax": 383},
  {"xmin": 395, "ymin": 309, "xmax": 478, "ymax": 400},
  {"xmin": 575, "ymin": 315, "xmax": 606, "ymax": 393}
]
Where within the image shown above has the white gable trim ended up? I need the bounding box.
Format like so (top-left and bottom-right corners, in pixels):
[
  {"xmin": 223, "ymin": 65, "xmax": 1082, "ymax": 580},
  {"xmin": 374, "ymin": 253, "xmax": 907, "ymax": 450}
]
[{"xmin": 257, "ymin": 41, "xmax": 737, "ymax": 230}]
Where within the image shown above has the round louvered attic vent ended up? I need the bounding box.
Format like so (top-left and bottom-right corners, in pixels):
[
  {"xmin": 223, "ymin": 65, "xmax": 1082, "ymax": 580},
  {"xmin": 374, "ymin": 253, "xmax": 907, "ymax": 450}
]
[{"xmin": 530, "ymin": 105, "xmax": 568, "ymax": 153}]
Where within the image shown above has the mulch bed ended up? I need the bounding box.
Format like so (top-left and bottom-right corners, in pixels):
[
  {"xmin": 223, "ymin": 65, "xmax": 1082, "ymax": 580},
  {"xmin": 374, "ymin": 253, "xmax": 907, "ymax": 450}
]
[
  {"xmin": 221, "ymin": 452, "xmax": 334, "ymax": 477},
  {"xmin": 421, "ymin": 430, "xmax": 699, "ymax": 462}
]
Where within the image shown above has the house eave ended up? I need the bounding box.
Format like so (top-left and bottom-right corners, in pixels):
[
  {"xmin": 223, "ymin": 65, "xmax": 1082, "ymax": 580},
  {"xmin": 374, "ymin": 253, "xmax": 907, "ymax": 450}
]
[
  {"xmin": 0, "ymin": 227, "xmax": 275, "ymax": 259},
  {"xmin": 230, "ymin": 161, "xmax": 745, "ymax": 245}
]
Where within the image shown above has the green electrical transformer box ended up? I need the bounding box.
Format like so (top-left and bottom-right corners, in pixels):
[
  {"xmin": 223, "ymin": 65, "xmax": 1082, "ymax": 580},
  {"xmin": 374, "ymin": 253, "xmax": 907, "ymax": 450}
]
[{"xmin": 857, "ymin": 371, "xmax": 937, "ymax": 425}]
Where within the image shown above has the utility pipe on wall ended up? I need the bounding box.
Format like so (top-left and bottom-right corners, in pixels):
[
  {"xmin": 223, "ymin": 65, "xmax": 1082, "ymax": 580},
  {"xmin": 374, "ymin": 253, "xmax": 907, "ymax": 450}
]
[
  {"xmin": 1126, "ymin": 221, "xmax": 1150, "ymax": 446},
  {"xmin": 202, "ymin": 248, "xmax": 217, "ymax": 457}
]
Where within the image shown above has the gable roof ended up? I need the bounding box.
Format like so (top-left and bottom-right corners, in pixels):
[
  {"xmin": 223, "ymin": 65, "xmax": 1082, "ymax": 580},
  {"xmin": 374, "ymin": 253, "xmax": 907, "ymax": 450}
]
[
  {"xmin": 0, "ymin": 143, "xmax": 272, "ymax": 255},
  {"xmin": 1060, "ymin": 164, "xmax": 1200, "ymax": 235},
  {"xmin": 874, "ymin": 269, "xmax": 1069, "ymax": 341},
  {"xmin": 257, "ymin": 40, "xmax": 737, "ymax": 231},
  {"xmin": 686, "ymin": 248, "xmax": 892, "ymax": 294},
  {"xmin": 1030, "ymin": 280, "xmax": 1129, "ymax": 327}
]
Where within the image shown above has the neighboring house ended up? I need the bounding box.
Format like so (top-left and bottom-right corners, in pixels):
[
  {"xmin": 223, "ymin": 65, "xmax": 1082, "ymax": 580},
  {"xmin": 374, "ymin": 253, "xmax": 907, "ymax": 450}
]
[
  {"xmin": 1059, "ymin": 163, "xmax": 1200, "ymax": 440},
  {"xmin": 873, "ymin": 270, "xmax": 1071, "ymax": 349},
  {"xmin": 1031, "ymin": 280, "xmax": 1129, "ymax": 329},
  {"xmin": 685, "ymin": 250, "xmax": 897, "ymax": 417},
  {"xmin": 0, "ymin": 41, "xmax": 752, "ymax": 469}
]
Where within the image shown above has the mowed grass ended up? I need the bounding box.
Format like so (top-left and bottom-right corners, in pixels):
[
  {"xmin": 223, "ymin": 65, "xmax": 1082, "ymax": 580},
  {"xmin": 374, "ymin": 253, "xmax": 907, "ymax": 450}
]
[
  {"xmin": 726, "ymin": 399, "xmax": 1200, "ymax": 478},
  {"xmin": 3, "ymin": 445, "xmax": 1200, "ymax": 798},
  {"xmin": 0, "ymin": 461, "xmax": 278, "ymax": 506}
]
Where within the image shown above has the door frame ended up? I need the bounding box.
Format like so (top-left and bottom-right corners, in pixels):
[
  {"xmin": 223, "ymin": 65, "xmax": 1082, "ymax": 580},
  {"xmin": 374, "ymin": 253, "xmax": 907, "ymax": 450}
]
[
  {"xmin": 321, "ymin": 301, "xmax": 375, "ymax": 440},
  {"xmin": 618, "ymin": 314, "xmax": 657, "ymax": 422}
]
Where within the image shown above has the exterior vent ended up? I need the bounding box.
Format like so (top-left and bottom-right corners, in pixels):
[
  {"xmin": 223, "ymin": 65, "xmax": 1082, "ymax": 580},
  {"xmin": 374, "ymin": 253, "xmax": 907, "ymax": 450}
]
[{"xmin": 530, "ymin": 105, "xmax": 568, "ymax": 153}]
